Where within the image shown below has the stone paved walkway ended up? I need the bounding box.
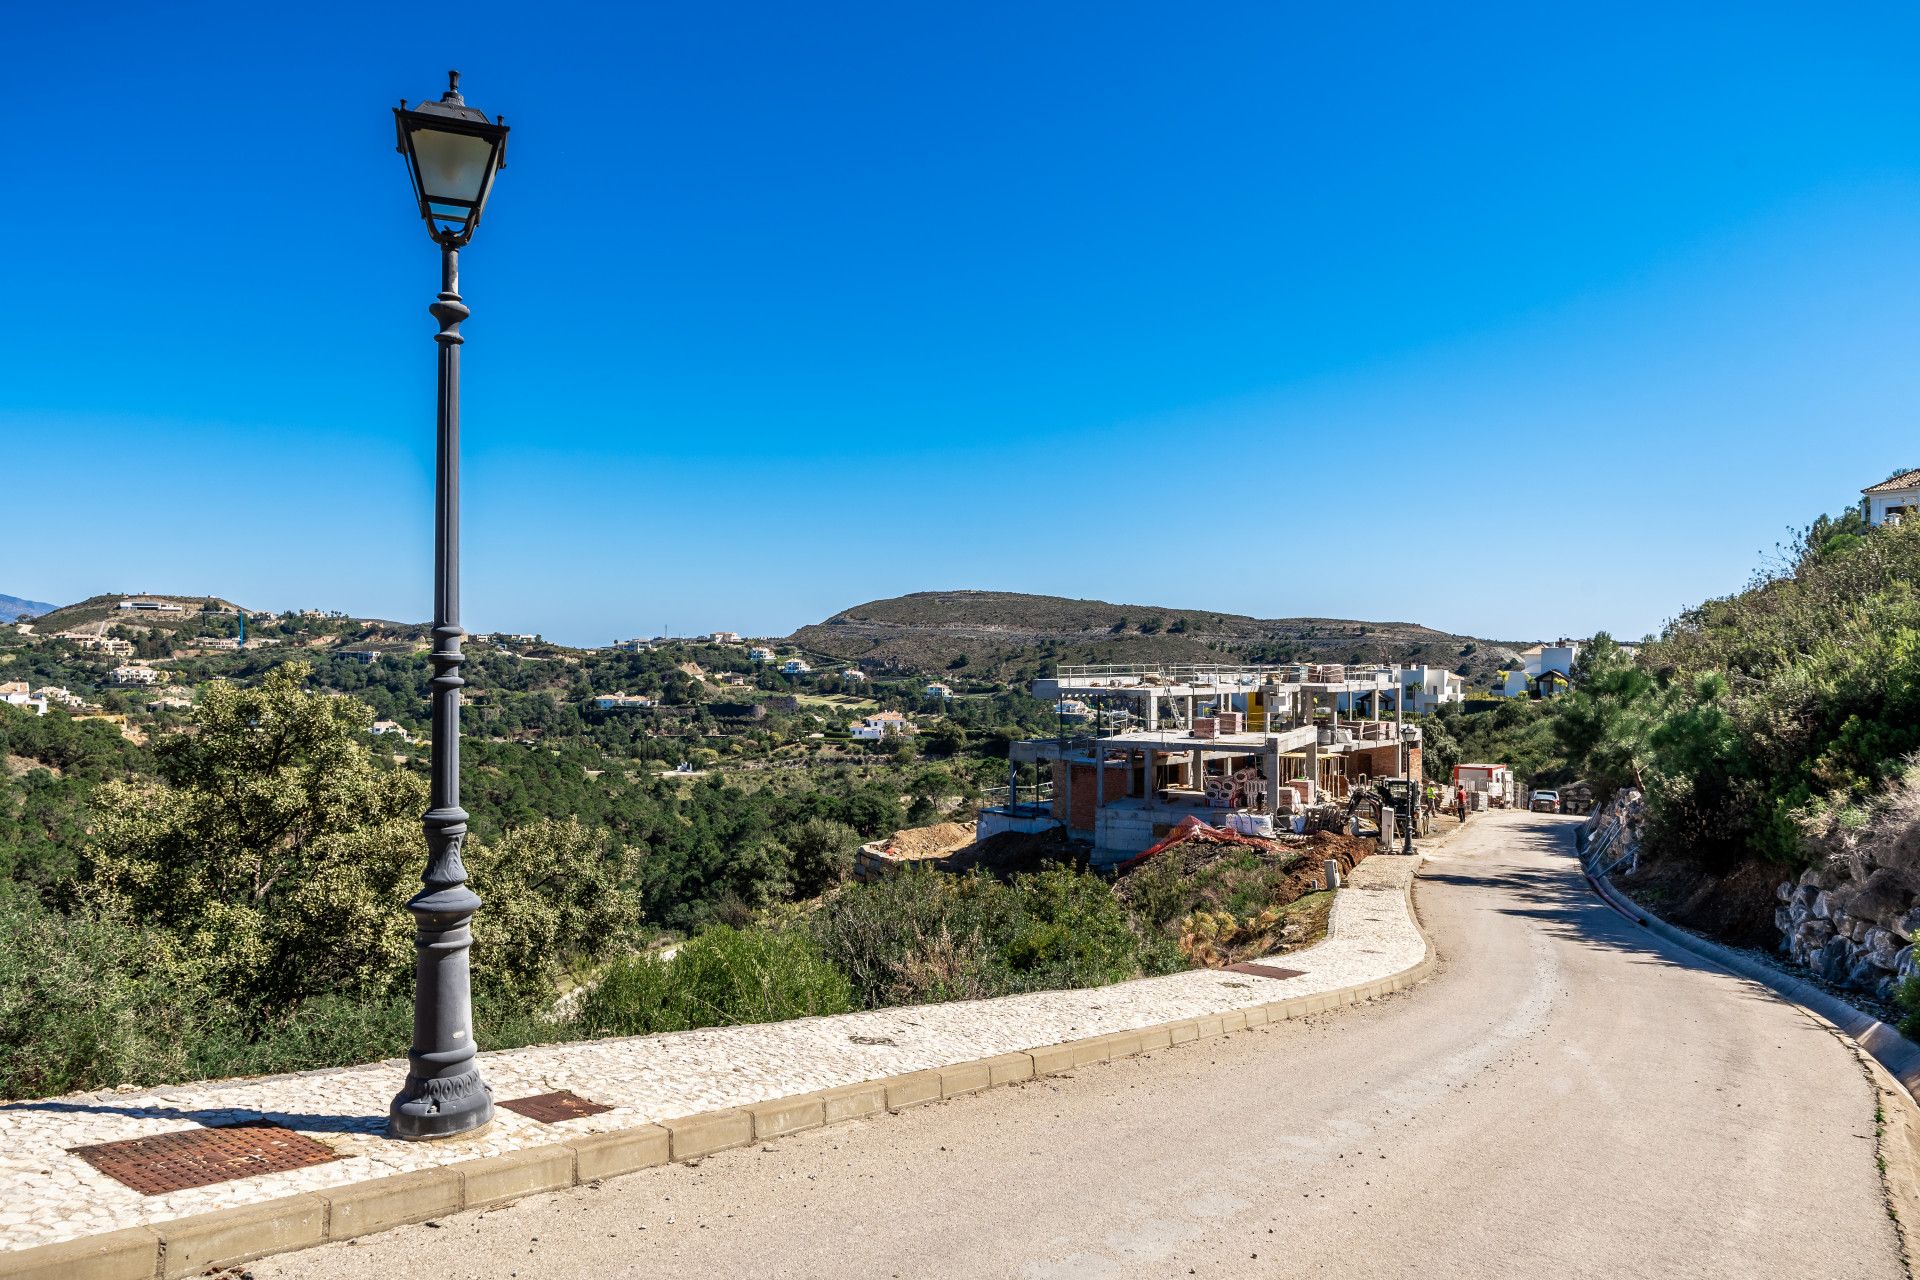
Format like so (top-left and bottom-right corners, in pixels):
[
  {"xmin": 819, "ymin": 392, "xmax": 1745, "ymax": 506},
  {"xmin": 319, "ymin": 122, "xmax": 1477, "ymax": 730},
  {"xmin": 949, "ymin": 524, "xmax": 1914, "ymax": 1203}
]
[{"xmin": 0, "ymin": 855, "xmax": 1423, "ymax": 1254}]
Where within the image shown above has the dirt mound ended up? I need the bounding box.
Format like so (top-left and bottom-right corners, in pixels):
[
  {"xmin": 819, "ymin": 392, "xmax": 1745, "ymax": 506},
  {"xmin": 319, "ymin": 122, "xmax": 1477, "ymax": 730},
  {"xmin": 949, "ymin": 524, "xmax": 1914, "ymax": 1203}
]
[{"xmin": 882, "ymin": 821, "xmax": 976, "ymax": 860}]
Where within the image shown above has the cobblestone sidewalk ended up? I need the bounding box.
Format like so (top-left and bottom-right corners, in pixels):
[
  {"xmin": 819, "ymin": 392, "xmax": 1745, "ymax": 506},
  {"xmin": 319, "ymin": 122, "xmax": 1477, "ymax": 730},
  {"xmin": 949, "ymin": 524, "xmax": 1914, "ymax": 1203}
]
[{"xmin": 0, "ymin": 855, "xmax": 1424, "ymax": 1254}]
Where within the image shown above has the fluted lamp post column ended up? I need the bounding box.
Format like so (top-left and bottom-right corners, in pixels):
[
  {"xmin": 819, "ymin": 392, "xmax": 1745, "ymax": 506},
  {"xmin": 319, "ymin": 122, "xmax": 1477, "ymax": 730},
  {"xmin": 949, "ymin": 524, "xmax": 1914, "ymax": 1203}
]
[{"xmin": 388, "ymin": 71, "xmax": 510, "ymax": 1141}]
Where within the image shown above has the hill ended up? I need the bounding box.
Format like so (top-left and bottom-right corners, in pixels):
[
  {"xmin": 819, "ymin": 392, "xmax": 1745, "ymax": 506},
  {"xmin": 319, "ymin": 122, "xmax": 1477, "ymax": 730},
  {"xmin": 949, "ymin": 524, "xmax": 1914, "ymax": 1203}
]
[
  {"xmin": 0, "ymin": 594, "xmax": 57, "ymax": 623},
  {"xmin": 30, "ymin": 593, "xmax": 250, "ymax": 635},
  {"xmin": 788, "ymin": 590, "xmax": 1527, "ymax": 688}
]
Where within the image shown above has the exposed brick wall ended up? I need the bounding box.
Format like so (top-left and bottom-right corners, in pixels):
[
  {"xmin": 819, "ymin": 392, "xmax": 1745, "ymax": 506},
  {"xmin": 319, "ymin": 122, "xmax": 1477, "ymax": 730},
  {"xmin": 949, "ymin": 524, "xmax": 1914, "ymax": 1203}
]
[
  {"xmin": 1347, "ymin": 743, "xmax": 1419, "ymax": 783},
  {"xmin": 1051, "ymin": 761, "xmax": 1134, "ymax": 832}
]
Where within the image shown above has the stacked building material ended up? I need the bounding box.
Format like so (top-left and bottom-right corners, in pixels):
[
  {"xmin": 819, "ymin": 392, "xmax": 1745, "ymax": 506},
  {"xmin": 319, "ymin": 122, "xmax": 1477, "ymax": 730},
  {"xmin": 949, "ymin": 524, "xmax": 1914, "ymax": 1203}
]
[
  {"xmin": 1191, "ymin": 716, "xmax": 1219, "ymax": 739},
  {"xmin": 1215, "ymin": 710, "xmax": 1244, "ymax": 734}
]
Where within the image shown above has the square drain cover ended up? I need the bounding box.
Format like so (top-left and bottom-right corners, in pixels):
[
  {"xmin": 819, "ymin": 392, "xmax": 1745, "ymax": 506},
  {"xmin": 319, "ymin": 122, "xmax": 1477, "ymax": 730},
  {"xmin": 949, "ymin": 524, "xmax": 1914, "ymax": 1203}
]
[
  {"xmin": 70, "ymin": 1121, "xmax": 339, "ymax": 1195},
  {"xmin": 499, "ymin": 1090, "xmax": 611, "ymax": 1124},
  {"xmin": 1224, "ymin": 962, "xmax": 1306, "ymax": 980}
]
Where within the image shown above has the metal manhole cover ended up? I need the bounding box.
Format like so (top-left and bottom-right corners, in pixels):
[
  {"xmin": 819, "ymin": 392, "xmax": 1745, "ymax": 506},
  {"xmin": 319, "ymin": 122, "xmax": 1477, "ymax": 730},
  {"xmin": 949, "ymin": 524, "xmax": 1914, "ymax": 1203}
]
[
  {"xmin": 1223, "ymin": 962, "xmax": 1306, "ymax": 980},
  {"xmin": 69, "ymin": 1120, "xmax": 339, "ymax": 1196},
  {"xmin": 499, "ymin": 1090, "xmax": 612, "ymax": 1124}
]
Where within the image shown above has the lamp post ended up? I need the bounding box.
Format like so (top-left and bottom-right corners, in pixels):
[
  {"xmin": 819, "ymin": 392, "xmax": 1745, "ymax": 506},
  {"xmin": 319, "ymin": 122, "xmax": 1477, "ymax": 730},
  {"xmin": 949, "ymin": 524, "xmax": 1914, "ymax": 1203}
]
[{"xmin": 387, "ymin": 71, "xmax": 510, "ymax": 1142}]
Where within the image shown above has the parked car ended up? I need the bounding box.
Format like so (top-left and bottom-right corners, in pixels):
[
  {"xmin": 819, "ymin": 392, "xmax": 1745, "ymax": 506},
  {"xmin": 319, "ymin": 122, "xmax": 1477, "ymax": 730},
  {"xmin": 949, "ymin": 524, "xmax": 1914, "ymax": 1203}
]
[{"xmin": 1530, "ymin": 789, "xmax": 1560, "ymax": 813}]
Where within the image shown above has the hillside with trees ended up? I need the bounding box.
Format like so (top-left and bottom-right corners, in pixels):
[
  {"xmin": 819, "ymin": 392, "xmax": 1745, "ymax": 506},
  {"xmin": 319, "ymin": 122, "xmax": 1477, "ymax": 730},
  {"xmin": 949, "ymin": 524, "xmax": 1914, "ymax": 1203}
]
[{"xmin": 790, "ymin": 590, "xmax": 1525, "ymax": 690}]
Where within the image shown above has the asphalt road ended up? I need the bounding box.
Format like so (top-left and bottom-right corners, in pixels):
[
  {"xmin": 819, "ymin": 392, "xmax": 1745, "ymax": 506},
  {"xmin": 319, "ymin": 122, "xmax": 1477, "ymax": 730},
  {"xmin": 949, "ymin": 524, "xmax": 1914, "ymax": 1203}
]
[{"xmin": 259, "ymin": 813, "xmax": 1904, "ymax": 1279}]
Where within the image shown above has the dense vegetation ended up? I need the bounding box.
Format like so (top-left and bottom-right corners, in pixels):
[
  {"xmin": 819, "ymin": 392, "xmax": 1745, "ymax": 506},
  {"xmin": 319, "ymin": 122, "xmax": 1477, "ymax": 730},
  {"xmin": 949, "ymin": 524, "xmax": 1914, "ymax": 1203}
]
[{"xmin": 0, "ymin": 641, "xmax": 1323, "ymax": 1100}]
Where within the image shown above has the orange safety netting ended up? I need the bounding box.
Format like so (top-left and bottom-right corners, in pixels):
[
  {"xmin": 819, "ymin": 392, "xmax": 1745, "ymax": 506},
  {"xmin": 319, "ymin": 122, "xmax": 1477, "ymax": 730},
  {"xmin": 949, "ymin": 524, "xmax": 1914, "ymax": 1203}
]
[{"xmin": 1113, "ymin": 814, "xmax": 1278, "ymax": 874}]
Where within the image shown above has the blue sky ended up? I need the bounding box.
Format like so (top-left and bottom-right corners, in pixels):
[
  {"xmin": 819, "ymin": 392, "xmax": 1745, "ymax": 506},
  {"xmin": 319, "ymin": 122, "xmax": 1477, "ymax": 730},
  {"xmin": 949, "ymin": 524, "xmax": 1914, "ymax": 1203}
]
[{"xmin": 4, "ymin": 3, "xmax": 1916, "ymax": 645}]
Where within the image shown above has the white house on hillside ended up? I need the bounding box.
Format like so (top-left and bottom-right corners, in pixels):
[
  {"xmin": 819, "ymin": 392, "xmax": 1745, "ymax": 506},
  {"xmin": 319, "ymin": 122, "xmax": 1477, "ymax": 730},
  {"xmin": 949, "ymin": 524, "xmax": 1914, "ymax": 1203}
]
[
  {"xmin": 1, "ymin": 682, "xmax": 47, "ymax": 716},
  {"xmin": 1503, "ymin": 641, "xmax": 1582, "ymax": 697},
  {"xmin": 1396, "ymin": 666, "xmax": 1465, "ymax": 715},
  {"xmin": 1864, "ymin": 469, "xmax": 1920, "ymax": 527},
  {"xmin": 749, "ymin": 646, "xmax": 775, "ymax": 663},
  {"xmin": 851, "ymin": 710, "xmax": 914, "ymax": 740},
  {"xmin": 781, "ymin": 658, "xmax": 812, "ymax": 676}
]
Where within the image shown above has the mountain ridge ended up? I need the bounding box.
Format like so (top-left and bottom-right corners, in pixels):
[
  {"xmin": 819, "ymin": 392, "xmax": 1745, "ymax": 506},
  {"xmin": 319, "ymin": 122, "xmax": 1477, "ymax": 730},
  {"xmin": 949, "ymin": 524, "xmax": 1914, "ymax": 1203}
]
[
  {"xmin": 0, "ymin": 593, "xmax": 59, "ymax": 623},
  {"xmin": 788, "ymin": 590, "xmax": 1530, "ymax": 688}
]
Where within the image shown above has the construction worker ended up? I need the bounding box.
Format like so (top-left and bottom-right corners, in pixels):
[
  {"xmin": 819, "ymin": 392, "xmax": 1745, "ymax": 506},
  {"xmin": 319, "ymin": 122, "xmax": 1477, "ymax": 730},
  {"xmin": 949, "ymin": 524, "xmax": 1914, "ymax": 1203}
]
[{"xmin": 1456, "ymin": 785, "xmax": 1469, "ymax": 823}]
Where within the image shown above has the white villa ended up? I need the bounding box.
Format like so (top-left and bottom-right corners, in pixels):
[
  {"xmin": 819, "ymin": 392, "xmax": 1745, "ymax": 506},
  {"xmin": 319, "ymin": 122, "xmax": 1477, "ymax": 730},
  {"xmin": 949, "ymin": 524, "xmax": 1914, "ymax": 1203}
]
[
  {"xmin": 1394, "ymin": 666, "xmax": 1466, "ymax": 715},
  {"xmin": 591, "ymin": 692, "xmax": 655, "ymax": 711},
  {"xmin": 841, "ymin": 668, "xmax": 867, "ymax": 682},
  {"xmin": 851, "ymin": 710, "xmax": 915, "ymax": 741},
  {"xmin": 109, "ymin": 665, "xmax": 161, "ymax": 686},
  {"xmin": 924, "ymin": 681, "xmax": 954, "ymax": 699},
  {"xmin": 1502, "ymin": 642, "xmax": 1582, "ymax": 698},
  {"xmin": 1864, "ymin": 469, "xmax": 1920, "ymax": 527},
  {"xmin": 749, "ymin": 646, "xmax": 775, "ymax": 663},
  {"xmin": 781, "ymin": 658, "xmax": 812, "ymax": 676},
  {"xmin": 1, "ymin": 682, "xmax": 47, "ymax": 716}
]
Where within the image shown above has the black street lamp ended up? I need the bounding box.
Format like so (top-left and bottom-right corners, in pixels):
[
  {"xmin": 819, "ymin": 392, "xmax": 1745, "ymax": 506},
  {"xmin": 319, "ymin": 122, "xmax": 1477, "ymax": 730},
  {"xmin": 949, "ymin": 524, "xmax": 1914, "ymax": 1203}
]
[{"xmin": 387, "ymin": 71, "xmax": 509, "ymax": 1142}]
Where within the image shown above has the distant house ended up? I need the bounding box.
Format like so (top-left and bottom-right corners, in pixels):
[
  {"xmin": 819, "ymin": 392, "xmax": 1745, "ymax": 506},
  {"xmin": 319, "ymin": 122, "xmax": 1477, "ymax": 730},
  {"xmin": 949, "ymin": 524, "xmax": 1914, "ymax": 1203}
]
[
  {"xmin": 1864, "ymin": 469, "xmax": 1920, "ymax": 527},
  {"xmin": 924, "ymin": 681, "xmax": 954, "ymax": 699},
  {"xmin": 841, "ymin": 668, "xmax": 867, "ymax": 682},
  {"xmin": 1396, "ymin": 666, "xmax": 1466, "ymax": 715},
  {"xmin": 1054, "ymin": 699, "xmax": 1096, "ymax": 722},
  {"xmin": 720, "ymin": 673, "xmax": 751, "ymax": 687},
  {"xmin": 109, "ymin": 665, "xmax": 161, "ymax": 686},
  {"xmin": 55, "ymin": 629, "xmax": 133, "ymax": 656},
  {"xmin": 710, "ymin": 631, "xmax": 742, "ymax": 645},
  {"xmin": 196, "ymin": 636, "xmax": 242, "ymax": 651},
  {"xmin": 748, "ymin": 646, "xmax": 775, "ymax": 663},
  {"xmin": 148, "ymin": 696, "xmax": 195, "ymax": 713},
  {"xmin": 1, "ymin": 681, "xmax": 47, "ymax": 716},
  {"xmin": 591, "ymin": 692, "xmax": 655, "ymax": 711},
  {"xmin": 851, "ymin": 710, "xmax": 915, "ymax": 741},
  {"xmin": 34, "ymin": 686, "xmax": 85, "ymax": 710},
  {"xmin": 1503, "ymin": 642, "xmax": 1581, "ymax": 698},
  {"xmin": 369, "ymin": 719, "xmax": 412, "ymax": 740},
  {"xmin": 117, "ymin": 598, "xmax": 184, "ymax": 614},
  {"xmin": 781, "ymin": 658, "xmax": 812, "ymax": 676},
  {"xmin": 340, "ymin": 649, "xmax": 381, "ymax": 665}
]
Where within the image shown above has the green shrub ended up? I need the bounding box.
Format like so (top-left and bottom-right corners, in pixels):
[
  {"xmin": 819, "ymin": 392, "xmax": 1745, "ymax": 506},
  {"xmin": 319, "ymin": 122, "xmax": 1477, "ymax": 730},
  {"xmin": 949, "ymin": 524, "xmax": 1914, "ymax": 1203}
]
[
  {"xmin": 996, "ymin": 867, "xmax": 1173, "ymax": 990},
  {"xmin": 811, "ymin": 865, "xmax": 1176, "ymax": 1007},
  {"xmin": 1895, "ymin": 975, "xmax": 1920, "ymax": 1041},
  {"xmin": 0, "ymin": 896, "xmax": 212, "ymax": 1098},
  {"xmin": 579, "ymin": 926, "xmax": 853, "ymax": 1037},
  {"xmin": 809, "ymin": 868, "xmax": 1008, "ymax": 1007}
]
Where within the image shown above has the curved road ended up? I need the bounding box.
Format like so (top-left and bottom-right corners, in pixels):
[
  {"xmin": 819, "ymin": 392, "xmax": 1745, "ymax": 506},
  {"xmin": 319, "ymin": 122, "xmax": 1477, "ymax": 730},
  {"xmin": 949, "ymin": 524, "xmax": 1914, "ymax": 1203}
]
[{"xmin": 260, "ymin": 813, "xmax": 1904, "ymax": 1278}]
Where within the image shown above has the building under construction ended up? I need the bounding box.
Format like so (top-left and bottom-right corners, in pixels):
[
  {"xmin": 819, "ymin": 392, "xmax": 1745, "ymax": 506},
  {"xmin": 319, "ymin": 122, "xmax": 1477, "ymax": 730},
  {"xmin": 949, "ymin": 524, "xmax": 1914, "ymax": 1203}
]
[{"xmin": 980, "ymin": 662, "xmax": 1424, "ymax": 865}]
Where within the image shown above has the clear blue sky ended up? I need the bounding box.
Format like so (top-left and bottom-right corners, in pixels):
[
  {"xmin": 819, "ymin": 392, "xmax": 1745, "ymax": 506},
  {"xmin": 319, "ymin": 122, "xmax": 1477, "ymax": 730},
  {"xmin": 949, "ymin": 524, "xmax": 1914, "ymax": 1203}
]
[{"xmin": 5, "ymin": 3, "xmax": 1916, "ymax": 645}]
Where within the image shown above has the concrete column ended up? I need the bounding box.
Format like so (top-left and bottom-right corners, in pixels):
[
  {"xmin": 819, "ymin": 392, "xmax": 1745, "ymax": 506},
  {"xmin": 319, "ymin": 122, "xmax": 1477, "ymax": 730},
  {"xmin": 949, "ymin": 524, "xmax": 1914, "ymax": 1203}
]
[
  {"xmin": 1144, "ymin": 692, "xmax": 1158, "ymax": 731},
  {"xmin": 1266, "ymin": 738, "xmax": 1281, "ymax": 816},
  {"xmin": 1191, "ymin": 748, "xmax": 1204, "ymax": 789}
]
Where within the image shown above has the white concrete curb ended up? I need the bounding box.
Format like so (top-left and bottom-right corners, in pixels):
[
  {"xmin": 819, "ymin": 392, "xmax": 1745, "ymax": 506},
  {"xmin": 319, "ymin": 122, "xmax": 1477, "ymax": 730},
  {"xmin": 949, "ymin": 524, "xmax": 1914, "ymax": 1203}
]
[{"xmin": 1583, "ymin": 855, "xmax": 1920, "ymax": 1103}]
